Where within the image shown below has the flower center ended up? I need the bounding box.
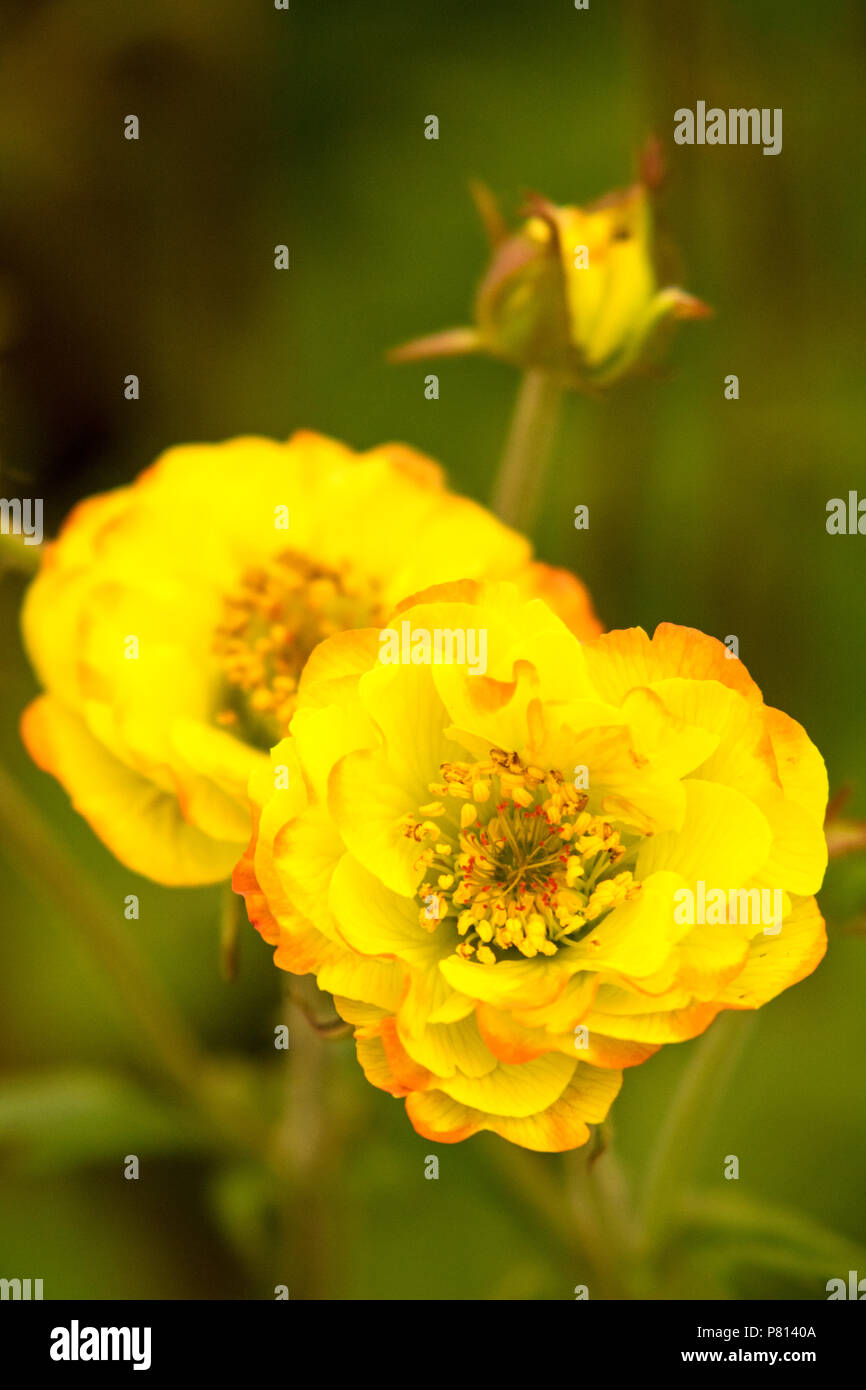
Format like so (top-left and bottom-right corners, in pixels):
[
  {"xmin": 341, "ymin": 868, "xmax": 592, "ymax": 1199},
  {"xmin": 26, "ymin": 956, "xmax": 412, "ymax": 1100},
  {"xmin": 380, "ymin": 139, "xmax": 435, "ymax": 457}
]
[
  {"xmin": 212, "ymin": 549, "xmax": 384, "ymax": 747},
  {"xmin": 405, "ymin": 750, "xmax": 641, "ymax": 963}
]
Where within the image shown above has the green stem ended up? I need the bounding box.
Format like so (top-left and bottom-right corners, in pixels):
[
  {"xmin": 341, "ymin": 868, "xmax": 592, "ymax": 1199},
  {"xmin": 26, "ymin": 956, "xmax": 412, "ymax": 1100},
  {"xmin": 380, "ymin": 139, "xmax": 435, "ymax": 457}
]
[
  {"xmin": 0, "ymin": 766, "xmax": 267, "ymax": 1157},
  {"xmin": 564, "ymin": 1146, "xmax": 632, "ymax": 1299},
  {"xmin": 637, "ymin": 1011, "xmax": 757, "ymax": 1260},
  {"xmin": 490, "ymin": 368, "xmax": 564, "ymax": 530},
  {"xmin": 484, "ymin": 1139, "xmax": 628, "ymax": 1299},
  {"xmin": 270, "ymin": 976, "xmax": 332, "ymax": 1298}
]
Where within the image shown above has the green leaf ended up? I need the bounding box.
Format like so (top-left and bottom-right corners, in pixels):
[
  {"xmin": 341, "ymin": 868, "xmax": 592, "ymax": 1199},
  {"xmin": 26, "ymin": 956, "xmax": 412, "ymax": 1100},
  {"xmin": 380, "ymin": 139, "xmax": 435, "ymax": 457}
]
[
  {"xmin": 0, "ymin": 1069, "xmax": 209, "ymax": 1172},
  {"xmin": 670, "ymin": 1189, "xmax": 866, "ymax": 1292}
]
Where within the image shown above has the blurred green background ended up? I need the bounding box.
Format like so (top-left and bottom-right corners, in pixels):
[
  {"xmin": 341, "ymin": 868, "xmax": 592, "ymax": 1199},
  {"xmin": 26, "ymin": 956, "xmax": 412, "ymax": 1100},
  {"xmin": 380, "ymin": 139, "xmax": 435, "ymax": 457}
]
[{"xmin": 1, "ymin": 0, "xmax": 865, "ymax": 1299}]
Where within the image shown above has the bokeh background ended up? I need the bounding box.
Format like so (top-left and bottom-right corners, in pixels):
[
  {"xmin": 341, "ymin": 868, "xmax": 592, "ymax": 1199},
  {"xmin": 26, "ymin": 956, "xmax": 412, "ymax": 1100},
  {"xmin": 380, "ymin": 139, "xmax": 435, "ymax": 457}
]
[{"xmin": 1, "ymin": 0, "xmax": 865, "ymax": 1299}]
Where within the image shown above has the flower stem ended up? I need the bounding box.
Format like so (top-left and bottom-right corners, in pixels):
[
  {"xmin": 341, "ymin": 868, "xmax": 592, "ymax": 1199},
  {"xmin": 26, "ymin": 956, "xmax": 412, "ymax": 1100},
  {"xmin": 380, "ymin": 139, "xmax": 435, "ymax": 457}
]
[
  {"xmin": 0, "ymin": 766, "xmax": 267, "ymax": 1157},
  {"xmin": 637, "ymin": 1011, "xmax": 757, "ymax": 1260},
  {"xmin": 484, "ymin": 1138, "xmax": 629, "ymax": 1299},
  {"xmin": 490, "ymin": 368, "xmax": 564, "ymax": 531},
  {"xmin": 564, "ymin": 1146, "xmax": 632, "ymax": 1299},
  {"xmin": 270, "ymin": 976, "xmax": 332, "ymax": 1298}
]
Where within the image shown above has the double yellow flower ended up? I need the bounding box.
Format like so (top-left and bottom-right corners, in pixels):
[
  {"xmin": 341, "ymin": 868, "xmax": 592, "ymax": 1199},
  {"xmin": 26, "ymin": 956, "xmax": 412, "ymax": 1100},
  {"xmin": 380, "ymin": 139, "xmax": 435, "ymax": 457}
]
[
  {"xmin": 234, "ymin": 585, "xmax": 827, "ymax": 1150},
  {"xmin": 20, "ymin": 439, "xmax": 827, "ymax": 1151},
  {"xmin": 18, "ymin": 170, "xmax": 827, "ymax": 1152}
]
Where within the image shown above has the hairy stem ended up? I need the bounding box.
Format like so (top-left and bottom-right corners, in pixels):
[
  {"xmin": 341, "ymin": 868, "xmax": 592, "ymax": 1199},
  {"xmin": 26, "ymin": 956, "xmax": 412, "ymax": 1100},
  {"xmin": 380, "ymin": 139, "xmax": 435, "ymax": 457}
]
[
  {"xmin": 490, "ymin": 368, "xmax": 564, "ymax": 531},
  {"xmin": 270, "ymin": 976, "xmax": 332, "ymax": 1298}
]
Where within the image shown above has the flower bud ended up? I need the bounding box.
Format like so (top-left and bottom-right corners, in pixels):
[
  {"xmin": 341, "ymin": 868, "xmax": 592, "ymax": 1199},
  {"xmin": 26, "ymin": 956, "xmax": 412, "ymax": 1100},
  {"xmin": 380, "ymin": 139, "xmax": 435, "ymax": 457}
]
[{"xmin": 390, "ymin": 149, "xmax": 711, "ymax": 393}]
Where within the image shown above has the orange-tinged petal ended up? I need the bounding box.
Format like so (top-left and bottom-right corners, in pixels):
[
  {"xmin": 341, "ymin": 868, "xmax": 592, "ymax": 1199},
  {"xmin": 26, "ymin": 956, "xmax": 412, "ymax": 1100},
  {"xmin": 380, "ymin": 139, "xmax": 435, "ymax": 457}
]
[
  {"xmin": 487, "ymin": 1064, "xmax": 622, "ymax": 1151},
  {"xmin": 510, "ymin": 970, "xmax": 600, "ymax": 1033},
  {"xmin": 515, "ymin": 562, "xmax": 602, "ymax": 640},
  {"xmin": 586, "ymin": 999, "xmax": 721, "ymax": 1045},
  {"xmin": 405, "ymin": 1063, "xmax": 622, "ymax": 1152},
  {"xmin": 584, "ymin": 624, "xmax": 762, "ymax": 707},
  {"xmin": 765, "ymin": 707, "xmax": 829, "ymax": 816},
  {"xmin": 379, "ymin": 1017, "xmax": 434, "ymax": 1092},
  {"xmin": 476, "ymin": 1004, "xmax": 556, "ymax": 1065},
  {"xmin": 396, "ymin": 1009, "xmax": 498, "ymax": 1079},
  {"xmin": 355, "ymin": 1034, "xmax": 414, "ymax": 1098},
  {"xmin": 404, "ymin": 1089, "xmax": 484, "ymax": 1144}
]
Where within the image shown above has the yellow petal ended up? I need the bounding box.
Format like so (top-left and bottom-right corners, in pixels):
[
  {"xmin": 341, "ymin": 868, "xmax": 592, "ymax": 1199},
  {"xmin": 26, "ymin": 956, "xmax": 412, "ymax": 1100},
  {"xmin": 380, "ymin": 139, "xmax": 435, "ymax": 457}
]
[
  {"xmin": 405, "ymin": 1062, "xmax": 621, "ymax": 1152},
  {"xmin": 396, "ymin": 1010, "xmax": 498, "ymax": 1080},
  {"xmin": 636, "ymin": 779, "xmax": 772, "ymax": 885},
  {"xmin": 715, "ymin": 895, "xmax": 826, "ymax": 1009},
  {"xmin": 22, "ymin": 697, "xmax": 241, "ymax": 884},
  {"xmin": 328, "ymin": 852, "xmax": 449, "ymax": 968},
  {"xmin": 433, "ymin": 1049, "xmax": 576, "ymax": 1118},
  {"xmin": 439, "ymin": 952, "xmax": 573, "ymax": 1011},
  {"xmin": 488, "ymin": 1064, "xmax": 622, "ymax": 1150},
  {"xmin": 584, "ymin": 624, "xmax": 762, "ymax": 707},
  {"xmin": 566, "ymin": 870, "xmax": 691, "ymax": 978}
]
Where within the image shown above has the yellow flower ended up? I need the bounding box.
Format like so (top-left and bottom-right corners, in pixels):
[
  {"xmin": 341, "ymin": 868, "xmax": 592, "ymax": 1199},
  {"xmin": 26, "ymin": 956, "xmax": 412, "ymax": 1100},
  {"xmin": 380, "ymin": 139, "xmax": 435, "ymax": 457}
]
[
  {"xmin": 20, "ymin": 433, "xmax": 600, "ymax": 885},
  {"xmin": 236, "ymin": 583, "xmax": 827, "ymax": 1151},
  {"xmin": 390, "ymin": 158, "xmax": 711, "ymax": 391}
]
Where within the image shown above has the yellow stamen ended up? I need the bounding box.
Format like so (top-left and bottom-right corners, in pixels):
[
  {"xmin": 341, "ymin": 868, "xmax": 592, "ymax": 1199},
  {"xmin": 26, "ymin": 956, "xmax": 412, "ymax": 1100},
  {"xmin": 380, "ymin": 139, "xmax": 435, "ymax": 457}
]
[
  {"xmin": 213, "ymin": 549, "xmax": 384, "ymax": 743},
  {"xmin": 413, "ymin": 749, "xmax": 640, "ymax": 963}
]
